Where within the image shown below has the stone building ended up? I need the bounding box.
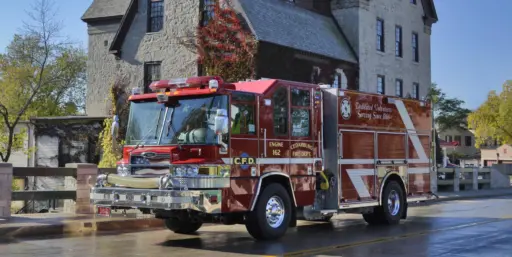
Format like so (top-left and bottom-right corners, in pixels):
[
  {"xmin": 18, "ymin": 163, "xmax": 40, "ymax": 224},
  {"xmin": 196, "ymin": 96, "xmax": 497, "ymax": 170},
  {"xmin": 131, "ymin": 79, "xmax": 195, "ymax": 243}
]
[{"xmin": 82, "ymin": 0, "xmax": 438, "ymax": 116}]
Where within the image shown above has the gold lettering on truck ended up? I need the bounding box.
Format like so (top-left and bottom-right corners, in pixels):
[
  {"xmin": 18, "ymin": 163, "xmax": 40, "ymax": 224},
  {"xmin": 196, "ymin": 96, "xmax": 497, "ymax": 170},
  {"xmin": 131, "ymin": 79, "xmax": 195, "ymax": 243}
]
[{"xmin": 269, "ymin": 142, "xmax": 284, "ymax": 147}]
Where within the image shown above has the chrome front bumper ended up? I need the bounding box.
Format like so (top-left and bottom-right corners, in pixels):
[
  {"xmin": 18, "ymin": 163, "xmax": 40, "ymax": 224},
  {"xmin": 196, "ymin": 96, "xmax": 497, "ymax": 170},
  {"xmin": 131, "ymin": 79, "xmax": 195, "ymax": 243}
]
[{"xmin": 90, "ymin": 187, "xmax": 222, "ymax": 213}]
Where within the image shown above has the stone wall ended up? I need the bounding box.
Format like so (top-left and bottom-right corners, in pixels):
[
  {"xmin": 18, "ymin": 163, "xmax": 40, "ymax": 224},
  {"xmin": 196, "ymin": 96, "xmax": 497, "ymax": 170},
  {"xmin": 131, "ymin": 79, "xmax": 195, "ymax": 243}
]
[
  {"xmin": 86, "ymin": 0, "xmax": 200, "ymax": 116},
  {"xmin": 332, "ymin": 0, "xmax": 432, "ymax": 99}
]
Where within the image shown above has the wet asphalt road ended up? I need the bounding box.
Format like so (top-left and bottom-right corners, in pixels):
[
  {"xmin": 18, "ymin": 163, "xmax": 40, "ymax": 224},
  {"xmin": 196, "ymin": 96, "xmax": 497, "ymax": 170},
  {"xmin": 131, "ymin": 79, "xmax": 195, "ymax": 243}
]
[{"xmin": 1, "ymin": 196, "xmax": 512, "ymax": 257}]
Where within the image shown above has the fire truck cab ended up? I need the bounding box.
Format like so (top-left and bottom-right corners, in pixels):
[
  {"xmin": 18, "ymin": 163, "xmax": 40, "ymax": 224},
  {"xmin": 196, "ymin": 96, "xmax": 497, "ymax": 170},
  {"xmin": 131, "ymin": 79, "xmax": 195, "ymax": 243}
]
[{"xmin": 91, "ymin": 76, "xmax": 435, "ymax": 240}]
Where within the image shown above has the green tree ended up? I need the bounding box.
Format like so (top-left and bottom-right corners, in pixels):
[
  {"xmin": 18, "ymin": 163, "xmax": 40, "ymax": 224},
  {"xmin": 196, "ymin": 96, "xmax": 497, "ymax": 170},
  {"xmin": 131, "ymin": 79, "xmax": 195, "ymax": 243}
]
[
  {"xmin": 428, "ymin": 83, "xmax": 472, "ymax": 132},
  {"xmin": 468, "ymin": 81, "xmax": 512, "ymax": 148},
  {"xmin": 0, "ymin": 0, "xmax": 86, "ymax": 162}
]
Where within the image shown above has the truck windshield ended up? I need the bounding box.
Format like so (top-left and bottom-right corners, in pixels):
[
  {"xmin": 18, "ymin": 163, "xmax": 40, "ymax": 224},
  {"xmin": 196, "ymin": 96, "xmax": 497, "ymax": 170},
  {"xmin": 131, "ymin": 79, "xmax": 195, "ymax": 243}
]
[
  {"xmin": 125, "ymin": 101, "xmax": 165, "ymax": 146},
  {"xmin": 160, "ymin": 95, "xmax": 228, "ymax": 145},
  {"xmin": 125, "ymin": 95, "xmax": 229, "ymax": 146}
]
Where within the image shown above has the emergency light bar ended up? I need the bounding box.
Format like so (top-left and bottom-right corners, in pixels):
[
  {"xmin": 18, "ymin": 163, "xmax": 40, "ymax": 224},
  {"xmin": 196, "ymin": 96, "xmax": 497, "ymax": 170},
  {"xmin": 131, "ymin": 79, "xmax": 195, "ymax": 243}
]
[{"xmin": 149, "ymin": 76, "xmax": 225, "ymax": 92}]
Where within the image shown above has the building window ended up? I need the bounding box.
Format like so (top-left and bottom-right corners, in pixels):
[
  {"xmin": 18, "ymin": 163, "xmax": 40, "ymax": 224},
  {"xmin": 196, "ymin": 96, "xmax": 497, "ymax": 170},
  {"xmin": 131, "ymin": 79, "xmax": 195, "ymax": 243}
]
[
  {"xmin": 144, "ymin": 62, "xmax": 161, "ymax": 93},
  {"xmin": 445, "ymin": 135, "xmax": 453, "ymax": 142},
  {"xmin": 411, "ymin": 0, "xmax": 417, "ymax": 4},
  {"xmin": 273, "ymin": 87, "xmax": 288, "ymax": 136},
  {"xmin": 376, "ymin": 18, "xmax": 384, "ymax": 52},
  {"xmin": 454, "ymin": 136, "xmax": 461, "ymax": 145},
  {"xmin": 412, "ymin": 32, "xmax": 419, "ymax": 62},
  {"xmin": 377, "ymin": 75, "xmax": 385, "ymax": 94},
  {"xmin": 412, "ymin": 83, "xmax": 419, "ymax": 99},
  {"xmin": 395, "ymin": 79, "xmax": 403, "ymax": 97},
  {"xmin": 148, "ymin": 0, "xmax": 164, "ymax": 33},
  {"xmin": 465, "ymin": 136, "xmax": 472, "ymax": 147},
  {"xmin": 201, "ymin": 0, "xmax": 216, "ymax": 26},
  {"xmin": 395, "ymin": 26, "xmax": 402, "ymax": 57}
]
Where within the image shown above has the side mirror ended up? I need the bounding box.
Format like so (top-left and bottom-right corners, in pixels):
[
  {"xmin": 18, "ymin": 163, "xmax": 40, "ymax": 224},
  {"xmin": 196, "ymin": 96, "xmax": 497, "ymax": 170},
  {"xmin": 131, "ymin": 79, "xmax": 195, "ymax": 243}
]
[
  {"xmin": 111, "ymin": 115, "xmax": 119, "ymax": 150},
  {"xmin": 214, "ymin": 109, "xmax": 229, "ymax": 134}
]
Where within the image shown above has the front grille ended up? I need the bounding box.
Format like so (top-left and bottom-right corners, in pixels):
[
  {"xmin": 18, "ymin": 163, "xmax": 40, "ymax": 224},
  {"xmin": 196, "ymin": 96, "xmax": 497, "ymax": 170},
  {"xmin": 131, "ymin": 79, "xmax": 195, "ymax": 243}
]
[{"xmin": 130, "ymin": 153, "xmax": 170, "ymax": 175}]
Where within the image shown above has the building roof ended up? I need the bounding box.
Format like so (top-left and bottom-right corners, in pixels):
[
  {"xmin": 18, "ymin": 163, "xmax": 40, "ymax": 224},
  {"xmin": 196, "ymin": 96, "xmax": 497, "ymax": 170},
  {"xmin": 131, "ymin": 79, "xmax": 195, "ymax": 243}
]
[
  {"xmin": 81, "ymin": 0, "xmax": 131, "ymax": 22},
  {"xmin": 421, "ymin": 0, "xmax": 439, "ymax": 25},
  {"xmin": 234, "ymin": 0, "xmax": 357, "ymax": 63}
]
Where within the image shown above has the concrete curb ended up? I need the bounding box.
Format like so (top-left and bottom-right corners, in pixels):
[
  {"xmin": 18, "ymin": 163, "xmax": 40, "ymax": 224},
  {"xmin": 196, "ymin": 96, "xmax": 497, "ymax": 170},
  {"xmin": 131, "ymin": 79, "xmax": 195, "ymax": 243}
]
[
  {"xmin": 0, "ymin": 218, "xmax": 164, "ymax": 239},
  {"xmin": 428, "ymin": 190, "xmax": 512, "ymax": 204}
]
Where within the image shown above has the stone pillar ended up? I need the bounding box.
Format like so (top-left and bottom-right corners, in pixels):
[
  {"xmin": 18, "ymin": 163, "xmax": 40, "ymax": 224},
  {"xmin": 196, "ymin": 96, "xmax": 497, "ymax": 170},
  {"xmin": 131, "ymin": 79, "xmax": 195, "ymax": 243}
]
[
  {"xmin": 65, "ymin": 163, "xmax": 98, "ymax": 214},
  {"xmin": 472, "ymin": 167, "xmax": 479, "ymax": 190},
  {"xmin": 453, "ymin": 168, "xmax": 460, "ymax": 192},
  {"xmin": 0, "ymin": 163, "xmax": 13, "ymax": 218}
]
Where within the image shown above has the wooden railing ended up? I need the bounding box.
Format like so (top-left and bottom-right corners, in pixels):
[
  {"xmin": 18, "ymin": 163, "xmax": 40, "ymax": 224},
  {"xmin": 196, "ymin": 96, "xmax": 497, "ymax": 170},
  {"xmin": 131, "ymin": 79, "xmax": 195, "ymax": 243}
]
[{"xmin": 0, "ymin": 163, "xmax": 116, "ymax": 217}]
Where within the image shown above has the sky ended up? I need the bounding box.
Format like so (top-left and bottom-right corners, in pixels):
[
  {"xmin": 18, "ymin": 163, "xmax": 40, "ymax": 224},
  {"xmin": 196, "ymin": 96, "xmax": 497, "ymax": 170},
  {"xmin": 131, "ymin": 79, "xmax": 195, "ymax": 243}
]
[{"xmin": 0, "ymin": 0, "xmax": 510, "ymax": 111}]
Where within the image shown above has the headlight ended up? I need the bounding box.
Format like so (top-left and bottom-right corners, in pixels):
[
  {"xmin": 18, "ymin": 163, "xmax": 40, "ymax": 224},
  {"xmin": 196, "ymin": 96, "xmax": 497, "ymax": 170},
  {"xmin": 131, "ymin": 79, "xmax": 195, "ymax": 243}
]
[
  {"xmin": 117, "ymin": 165, "xmax": 130, "ymax": 176},
  {"xmin": 172, "ymin": 165, "xmax": 199, "ymax": 177},
  {"xmin": 174, "ymin": 167, "xmax": 183, "ymax": 176},
  {"xmin": 186, "ymin": 167, "xmax": 199, "ymax": 176}
]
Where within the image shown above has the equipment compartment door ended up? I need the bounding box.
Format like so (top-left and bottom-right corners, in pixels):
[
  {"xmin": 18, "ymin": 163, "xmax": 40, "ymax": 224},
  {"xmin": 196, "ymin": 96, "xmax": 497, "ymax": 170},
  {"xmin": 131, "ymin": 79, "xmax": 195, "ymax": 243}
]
[{"xmin": 338, "ymin": 130, "xmax": 377, "ymax": 203}]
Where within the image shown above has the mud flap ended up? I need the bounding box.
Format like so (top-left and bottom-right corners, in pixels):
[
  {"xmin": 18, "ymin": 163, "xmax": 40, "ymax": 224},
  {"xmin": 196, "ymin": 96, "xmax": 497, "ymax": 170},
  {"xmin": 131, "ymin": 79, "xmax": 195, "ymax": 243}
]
[
  {"xmin": 289, "ymin": 207, "xmax": 297, "ymax": 227},
  {"xmin": 401, "ymin": 202, "xmax": 408, "ymax": 219}
]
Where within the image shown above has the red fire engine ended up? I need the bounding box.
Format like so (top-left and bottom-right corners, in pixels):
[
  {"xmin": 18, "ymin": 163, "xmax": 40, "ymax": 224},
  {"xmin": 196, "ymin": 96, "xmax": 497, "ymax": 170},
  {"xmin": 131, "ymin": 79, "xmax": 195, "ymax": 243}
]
[{"xmin": 91, "ymin": 76, "xmax": 435, "ymax": 240}]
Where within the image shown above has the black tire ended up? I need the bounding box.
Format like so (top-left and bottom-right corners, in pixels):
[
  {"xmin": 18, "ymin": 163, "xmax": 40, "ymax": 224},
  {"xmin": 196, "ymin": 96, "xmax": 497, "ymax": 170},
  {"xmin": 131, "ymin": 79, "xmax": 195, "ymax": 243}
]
[
  {"xmin": 164, "ymin": 218, "xmax": 203, "ymax": 234},
  {"xmin": 245, "ymin": 183, "xmax": 292, "ymax": 241},
  {"xmin": 363, "ymin": 181, "xmax": 405, "ymax": 225},
  {"xmin": 362, "ymin": 211, "xmax": 384, "ymax": 225}
]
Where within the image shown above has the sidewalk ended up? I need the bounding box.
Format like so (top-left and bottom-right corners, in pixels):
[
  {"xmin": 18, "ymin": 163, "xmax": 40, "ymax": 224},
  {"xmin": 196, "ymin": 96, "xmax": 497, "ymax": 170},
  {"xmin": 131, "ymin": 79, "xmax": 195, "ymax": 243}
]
[
  {"xmin": 2, "ymin": 188, "xmax": 512, "ymax": 240},
  {"xmin": 434, "ymin": 187, "xmax": 512, "ymax": 201},
  {"xmin": 0, "ymin": 210, "xmax": 163, "ymax": 239}
]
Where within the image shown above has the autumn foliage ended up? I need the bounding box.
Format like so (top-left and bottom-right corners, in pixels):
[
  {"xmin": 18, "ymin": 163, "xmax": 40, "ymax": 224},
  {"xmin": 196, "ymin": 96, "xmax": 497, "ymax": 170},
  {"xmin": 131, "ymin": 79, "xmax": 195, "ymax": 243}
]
[{"xmin": 190, "ymin": 3, "xmax": 258, "ymax": 82}]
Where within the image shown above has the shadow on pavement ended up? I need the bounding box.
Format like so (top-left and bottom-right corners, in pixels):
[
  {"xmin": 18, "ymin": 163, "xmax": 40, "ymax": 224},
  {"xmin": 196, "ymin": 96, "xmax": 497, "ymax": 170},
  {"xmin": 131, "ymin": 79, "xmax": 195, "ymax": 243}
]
[{"xmin": 155, "ymin": 216, "xmax": 501, "ymax": 256}]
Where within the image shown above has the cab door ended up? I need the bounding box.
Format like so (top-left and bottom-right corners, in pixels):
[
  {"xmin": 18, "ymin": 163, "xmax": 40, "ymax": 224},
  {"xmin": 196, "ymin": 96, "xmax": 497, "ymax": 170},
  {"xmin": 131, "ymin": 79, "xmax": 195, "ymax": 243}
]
[
  {"xmin": 259, "ymin": 85, "xmax": 290, "ymax": 175},
  {"xmin": 229, "ymin": 92, "xmax": 259, "ymax": 177},
  {"xmin": 289, "ymin": 86, "xmax": 315, "ymax": 176}
]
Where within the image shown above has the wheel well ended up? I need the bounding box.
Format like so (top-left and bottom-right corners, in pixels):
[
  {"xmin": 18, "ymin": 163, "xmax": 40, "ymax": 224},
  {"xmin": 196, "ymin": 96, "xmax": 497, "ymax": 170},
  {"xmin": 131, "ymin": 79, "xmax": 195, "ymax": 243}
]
[
  {"xmin": 257, "ymin": 174, "xmax": 297, "ymax": 227},
  {"xmin": 260, "ymin": 175, "xmax": 296, "ymax": 207},
  {"xmin": 381, "ymin": 173, "xmax": 407, "ymax": 203}
]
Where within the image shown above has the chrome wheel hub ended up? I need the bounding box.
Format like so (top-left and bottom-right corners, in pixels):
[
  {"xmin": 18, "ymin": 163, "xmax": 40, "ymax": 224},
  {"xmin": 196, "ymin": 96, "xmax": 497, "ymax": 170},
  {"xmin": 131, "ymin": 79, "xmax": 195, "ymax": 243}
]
[
  {"xmin": 387, "ymin": 190, "xmax": 401, "ymax": 216},
  {"xmin": 265, "ymin": 196, "xmax": 285, "ymax": 228}
]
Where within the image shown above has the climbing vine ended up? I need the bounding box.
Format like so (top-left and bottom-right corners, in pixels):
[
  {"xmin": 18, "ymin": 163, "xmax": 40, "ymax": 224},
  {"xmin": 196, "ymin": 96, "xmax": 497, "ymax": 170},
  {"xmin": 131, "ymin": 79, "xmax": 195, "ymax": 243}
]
[
  {"xmin": 179, "ymin": 2, "xmax": 258, "ymax": 82},
  {"xmin": 98, "ymin": 77, "xmax": 130, "ymax": 168}
]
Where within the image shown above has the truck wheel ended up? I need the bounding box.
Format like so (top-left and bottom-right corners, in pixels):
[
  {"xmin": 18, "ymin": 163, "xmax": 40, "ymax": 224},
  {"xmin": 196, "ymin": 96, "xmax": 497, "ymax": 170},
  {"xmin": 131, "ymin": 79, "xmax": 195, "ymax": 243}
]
[
  {"xmin": 363, "ymin": 181, "xmax": 405, "ymax": 225},
  {"xmin": 362, "ymin": 211, "xmax": 384, "ymax": 225},
  {"xmin": 380, "ymin": 180, "xmax": 405, "ymax": 224},
  {"xmin": 164, "ymin": 218, "xmax": 203, "ymax": 234},
  {"xmin": 245, "ymin": 183, "xmax": 292, "ymax": 240}
]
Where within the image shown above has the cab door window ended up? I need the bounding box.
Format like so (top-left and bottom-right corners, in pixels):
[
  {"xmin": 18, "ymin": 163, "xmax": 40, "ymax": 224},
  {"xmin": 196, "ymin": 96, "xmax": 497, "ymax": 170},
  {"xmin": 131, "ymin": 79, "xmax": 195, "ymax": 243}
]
[
  {"xmin": 291, "ymin": 88, "xmax": 311, "ymax": 138},
  {"xmin": 273, "ymin": 87, "xmax": 288, "ymax": 136},
  {"xmin": 231, "ymin": 92, "xmax": 256, "ymax": 135}
]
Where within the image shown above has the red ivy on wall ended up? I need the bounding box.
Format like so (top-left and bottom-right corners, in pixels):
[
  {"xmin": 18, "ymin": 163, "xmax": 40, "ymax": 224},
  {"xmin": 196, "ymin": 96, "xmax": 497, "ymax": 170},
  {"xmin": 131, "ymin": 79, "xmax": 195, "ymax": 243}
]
[{"xmin": 196, "ymin": 3, "xmax": 258, "ymax": 82}]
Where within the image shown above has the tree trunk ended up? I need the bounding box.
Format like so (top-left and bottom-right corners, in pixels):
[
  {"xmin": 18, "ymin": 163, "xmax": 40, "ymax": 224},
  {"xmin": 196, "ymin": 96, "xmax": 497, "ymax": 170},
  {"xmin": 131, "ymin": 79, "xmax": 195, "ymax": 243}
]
[{"xmin": 3, "ymin": 126, "xmax": 15, "ymax": 163}]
